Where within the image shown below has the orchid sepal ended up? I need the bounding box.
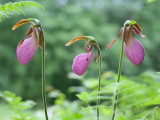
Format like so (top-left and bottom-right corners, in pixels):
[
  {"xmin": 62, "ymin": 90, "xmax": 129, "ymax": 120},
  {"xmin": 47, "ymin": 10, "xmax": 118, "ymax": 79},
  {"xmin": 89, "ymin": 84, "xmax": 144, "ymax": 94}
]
[
  {"xmin": 83, "ymin": 36, "xmax": 101, "ymax": 62},
  {"xmin": 12, "ymin": 19, "xmax": 32, "ymax": 30},
  {"xmin": 89, "ymin": 39, "xmax": 101, "ymax": 62},
  {"xmin": 65, "ymin": 36, "xmax": 88, "ymax": 46},
  {"xmin": 65, "ymin": 36, "xmax": 96, "ymax": 47}
]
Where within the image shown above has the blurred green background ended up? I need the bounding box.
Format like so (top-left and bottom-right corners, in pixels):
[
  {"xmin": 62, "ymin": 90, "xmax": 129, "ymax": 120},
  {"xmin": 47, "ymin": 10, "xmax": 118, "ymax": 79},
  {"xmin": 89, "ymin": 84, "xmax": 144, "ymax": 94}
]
[{"xmin": 0, "ymin": 0, "xmax": 160, "ymax": 120}]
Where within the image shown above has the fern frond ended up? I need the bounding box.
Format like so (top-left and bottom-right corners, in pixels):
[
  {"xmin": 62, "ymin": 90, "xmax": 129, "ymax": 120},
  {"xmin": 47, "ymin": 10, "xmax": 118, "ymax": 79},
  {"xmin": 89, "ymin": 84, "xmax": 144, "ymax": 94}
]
[{"xmin": 0, "ymin": 1, "xmax": 45, "ymax": 22}]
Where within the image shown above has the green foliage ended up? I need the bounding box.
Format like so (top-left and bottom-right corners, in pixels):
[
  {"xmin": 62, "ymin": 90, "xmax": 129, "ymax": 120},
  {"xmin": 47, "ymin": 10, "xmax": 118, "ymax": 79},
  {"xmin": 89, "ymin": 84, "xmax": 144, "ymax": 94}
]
[
  {"xmin": 147, "ymin": 0, "xmax": 156, "ymax": 3},
  {"xmin": 1, "ymin": 72, "xmax": 159, "ymax": 120},
  {"xmin": 0, "ymin": 1, "xmax": 44, "ymax": 22},
  {"xmin": 143, "ymin": 106, "xmax": 159, "ymax": 120},
  {"xmin": 76, "ymin": 92, "xmax": 90, "ymax": 102},
  {"xmin": 63, "ymin": 113, "xmax": 83, "ymax": 120},
  {"xmin": 75, "ymin": 71, "xmax": 160, "ymax": 120},
  {"xmin": 0, "ymin": 91, "xmax": 36, "ymax": 120}
]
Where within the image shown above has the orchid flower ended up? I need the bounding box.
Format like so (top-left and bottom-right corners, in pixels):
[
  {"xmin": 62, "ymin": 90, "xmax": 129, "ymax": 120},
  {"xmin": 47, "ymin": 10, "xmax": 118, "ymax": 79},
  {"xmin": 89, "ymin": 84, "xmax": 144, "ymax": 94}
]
[
  {"xmin": 12, "ymin": 19, "xmax": 48, "ymax": 120},
  {"xmin": 65, "ymin": 36, "xmax": 100, "ymax": 76},
  {"xmin": 66, "ymin": 36, "xmax": 102, "ymax": 120},
  {"xmin": 107, "ymin": 21, "xmax": 146, "ymax": 65},
  {"xmin": 12, "ymin": 19, "xmax": 44, "ymax": 65},
  {"xmin": 109, "ymin": 20, "xmax": 146, "ymax": 120}
]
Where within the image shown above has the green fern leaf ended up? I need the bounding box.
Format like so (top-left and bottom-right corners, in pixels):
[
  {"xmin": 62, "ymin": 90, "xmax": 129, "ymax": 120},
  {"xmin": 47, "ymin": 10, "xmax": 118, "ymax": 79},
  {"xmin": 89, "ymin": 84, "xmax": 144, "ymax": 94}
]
[
  {"xmin": 1, "ymin": 3, "xmax": 9, "ymax": 13},
  {"xmin": 0, "ymin": 1, "xmax": 45, "ymax": 22},
  {"xmin": 14, "ymin": 2, "xmax": 22, "ymax": 9},
  {"xmin": 8, "ymin": 3, "xmax": 15, "ymax": 11},
  {"xmin": 21, "ymin": 2, "xmax": 27, "ymax": 7}
]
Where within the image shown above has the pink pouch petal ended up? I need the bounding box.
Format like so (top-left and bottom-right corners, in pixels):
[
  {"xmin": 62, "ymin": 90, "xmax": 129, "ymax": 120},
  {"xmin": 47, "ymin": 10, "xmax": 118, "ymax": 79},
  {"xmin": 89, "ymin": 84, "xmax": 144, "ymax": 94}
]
[
  {"xmin": 72, "ymin": 51, "xmax": 94, "ymax": 76},
  {"xmin": 125, "ymin": 38, "xmax": 145, "ymax": 65},
  {"xmin": 17, "ymin": 31, "xmax": 39, "ymax": 65}
]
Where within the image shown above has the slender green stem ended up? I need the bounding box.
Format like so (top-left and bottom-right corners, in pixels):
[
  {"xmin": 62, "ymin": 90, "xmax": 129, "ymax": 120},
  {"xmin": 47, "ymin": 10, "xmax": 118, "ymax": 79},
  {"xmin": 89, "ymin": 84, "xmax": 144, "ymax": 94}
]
[
  {"xmin": 41, "ymin": 27, "xmax": 48, "ymax": 120},
  {"xmin": 111, "ymin": 25, "xmax": 127, "ymax": 120},
  {"xmin": 87, "ymin": 37, "xmax": 102, "ymax": 120},
  {"xmin": 97, "ymin": 55, "xmax": 102, "ymax": 120}
]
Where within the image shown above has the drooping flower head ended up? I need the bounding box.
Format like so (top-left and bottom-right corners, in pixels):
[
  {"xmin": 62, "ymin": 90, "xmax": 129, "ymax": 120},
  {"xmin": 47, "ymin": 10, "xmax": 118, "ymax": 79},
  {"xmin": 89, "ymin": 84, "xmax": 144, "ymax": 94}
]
[
  {"xmin": 12, "ymin": 19, "xmax": 45, "ymax": 65},
  {"xmin": 107, "ymin": 20, "xmax": 146, "ymax": 65},
  {"xmin": 66, "ymin": 36, "xmax": 100, "ymax": 76}
]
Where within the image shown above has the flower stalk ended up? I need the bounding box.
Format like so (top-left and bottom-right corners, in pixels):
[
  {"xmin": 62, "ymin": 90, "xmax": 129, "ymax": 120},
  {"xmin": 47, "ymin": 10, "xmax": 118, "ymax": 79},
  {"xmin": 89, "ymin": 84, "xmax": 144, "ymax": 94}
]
[
  {"xmin": 111, "ymin": 22, "xmax": 128, "ymax": 120},
  {"xmin": 84, "ymin": 37, "xmax": 102, "ymax": 120},
  {"xmin": 41, "ymin": 26, "xmax": 48, "ymax": 120},
  {"xmin": 97, "ymin": 54, "xmax": 102, "ymax": 120}
]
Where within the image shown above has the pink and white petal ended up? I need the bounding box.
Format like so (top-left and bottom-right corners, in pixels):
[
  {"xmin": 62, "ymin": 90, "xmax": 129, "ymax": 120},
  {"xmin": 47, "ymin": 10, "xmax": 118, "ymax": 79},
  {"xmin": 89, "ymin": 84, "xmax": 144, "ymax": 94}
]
[
  {"xmin": 72, "ymin": 51, "xmax": 94, "ymax": 76},
  {"xmin": 125, "ymin": 38, "xmax": 145, "ymax": 65},
  {"xmin": 17, "ymin": 31, "xmax": 39, "ymax": 65}
]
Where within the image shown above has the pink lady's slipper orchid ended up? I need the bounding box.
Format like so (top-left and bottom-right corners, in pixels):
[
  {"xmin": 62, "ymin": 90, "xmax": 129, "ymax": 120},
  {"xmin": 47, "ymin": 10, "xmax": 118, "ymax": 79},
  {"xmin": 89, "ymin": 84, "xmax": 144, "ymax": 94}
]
[
  {"xmin": 66, "ymin": 36, "xmax": 100, "ymax": 76},
  {"xmin": 13, "ymin": 19, "xmax": 49, "ymax": 119},
  {"xmin": 66, "ymin": 36, "xmax": 102, "ymax": 120},
  {"xmin": 107, "ymin": 21, "xmax": 146, "ymax": 65},
  {"xmin": 12, "ymin": 19, "xmax": 44, "ymax": 65}
]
